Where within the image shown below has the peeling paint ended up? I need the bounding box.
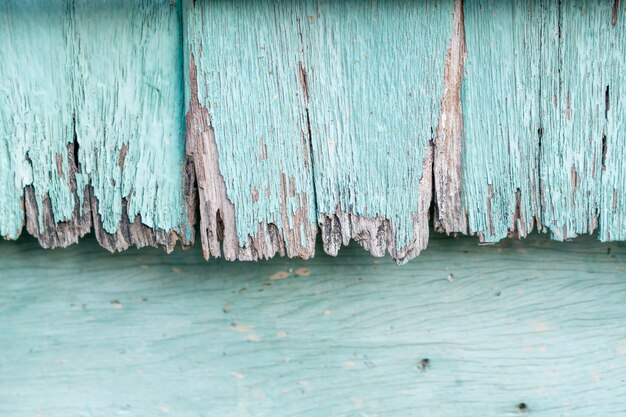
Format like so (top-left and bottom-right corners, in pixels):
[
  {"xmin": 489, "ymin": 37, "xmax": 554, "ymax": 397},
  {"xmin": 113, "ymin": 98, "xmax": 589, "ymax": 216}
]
[
  {"xmin": 0, "ymin": 0, "xmax": 193, "ymax": 250},
  {"xmin": 1, "ymin": 0, "xmax": 624, "ymax": 260}
]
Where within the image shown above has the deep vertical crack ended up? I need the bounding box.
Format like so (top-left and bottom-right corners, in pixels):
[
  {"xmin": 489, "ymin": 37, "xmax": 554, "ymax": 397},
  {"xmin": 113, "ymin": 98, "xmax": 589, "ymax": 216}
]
[
  {"xmin": 296, "ymin": 15, "xmax": 319, "ymax": 235},
  {"xmin": 536, "ymin": 1, "xmax": 545, "ymax": 229}
]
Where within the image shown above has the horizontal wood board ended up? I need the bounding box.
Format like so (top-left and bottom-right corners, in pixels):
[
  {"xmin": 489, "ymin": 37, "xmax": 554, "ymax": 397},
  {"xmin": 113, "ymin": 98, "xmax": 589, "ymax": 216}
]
[{"xmin": 0, "ymin": 234, "xmax": 625, "ymax": 416}]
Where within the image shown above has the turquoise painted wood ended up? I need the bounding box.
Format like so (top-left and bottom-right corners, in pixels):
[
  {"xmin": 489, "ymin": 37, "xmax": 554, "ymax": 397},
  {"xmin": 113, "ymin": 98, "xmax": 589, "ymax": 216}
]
[
  {"xmin": 184, "ymin": 0, "xmax": 456, "ymax": 262},
  {"xmin": 0, "ymin": 0, "xmax": 75, "ymax": 239},
  {"xmin": 1, "ymin": 0, "xmax": 625, "ymax": 261},
  {"xmin": 71, "ymin": 0, "xmax": 190, "ymax": 238},
  {"xmin": 0, "ymin": 0, "xmax": 192, "ymax": 250},
  {"xmin": 556, "ymin": 0, "xmax": 626, "ymax": 242},
  {"xmin": 304, "ymin": 0, "xmax": 454, "ymax": 260},
  {"xmin": 462, "ymin": 0, "xmax": 626, "ymax": 243},
  {"xmin": 1, "ymin": 235, "xmax": 625, "ymax": 416},
  {"xmin": 184, "ymin": 0, "xmax": 318, "ymax": 260},
  {"xmin": 462, "ymin": 0, "xmax": 541, "ymax": 242}
]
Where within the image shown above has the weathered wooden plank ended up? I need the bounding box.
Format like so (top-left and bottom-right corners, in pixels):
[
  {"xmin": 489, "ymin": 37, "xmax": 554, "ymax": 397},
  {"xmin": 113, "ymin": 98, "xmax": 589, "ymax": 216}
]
[
  {"xmin": 183, "ymin": 0, "xmax": 465, "ymax": 263},
  {"xmin": 1, "ymin": 235, "xmax": 625, "ymax": 416},
  {"xmin": 0, "ymin": 0, "xmax": 82, "ymax": 245},
  {"xmin": 600, "ymin": 1, "xmax": 626, "ymax": 241},
  {"xmin": 184, "ymin": 0, "xmax": 317, "ymax": 261},
  {"xmin": 1, "ymin": 0, "xmax": 625, "ymax": 260},
  {"xmin": 461, "ymin": 0, "xmax": 543, "ymax": 242},
  {"xmin": 0, "ymin": 0, "xmax": 194, "ymax": 251},
  {"xmin": 543, "ymin": 0, "xmax": 626, "ymax": 242},
  {"xmin": 304, "ymin": 0, "xmax": 455, "ymax": 263},
  {"xmin": 72, "ymin": 0, "xmax": 194, "ymax": 251},
  {"xmin": 461, "ymin": 0, "xmax": 626, "ymax": 243}
]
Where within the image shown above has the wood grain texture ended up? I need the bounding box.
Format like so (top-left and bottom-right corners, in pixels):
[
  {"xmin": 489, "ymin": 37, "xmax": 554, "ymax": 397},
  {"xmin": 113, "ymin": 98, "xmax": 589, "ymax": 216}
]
[
  {"xmin": 462, "ymin": 0, "xmax": 543, "ymax": 242},
  {"xmin": 1, "ymin": 234, "xmax": 625, "ymax": 416},
  {"xmin": 545, "ymin": 0, "xmax": 626, "ymax": 242},
  {"xmin": 304, "ymin": 0, "xmax": 454, "ymax": 263},
  {"xmin": 1, "ymin": 0, "xmax": 626, "ymax": 261},
  {"xmin": 184, "ymin": 0, "xmax": 458, "ymax": 263},
  {"xmin": 601, "ymin": 1, "xmax": 626, "ymax": 241},
  {"xmin": 0, "ymin": 0, "xmax": 193, "ymax": 251},
  {"xmin": 184, "ymin": 0, "xmax": 317, "ymax": 261},
  {"xmin": 183, "ymin": 0, "xmax": 625, "ymax": 261},
  {"xmin": 461, "ymin": 0, "xmax": 626, "ymax": 243},
  {"xmin": 433, "ymin": 0, "xmax": 467, "ymax": 236},
  {"xmin": 0, "ymin": 0, "xmax": 81, "ymax": 244}
]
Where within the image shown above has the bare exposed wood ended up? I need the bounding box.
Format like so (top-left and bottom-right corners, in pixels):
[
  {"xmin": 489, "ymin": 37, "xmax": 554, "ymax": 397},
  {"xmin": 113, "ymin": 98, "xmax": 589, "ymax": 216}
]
[
  {"xmin": 433, "ymin": 0, "xmax": 467, "ymax": 235},
  {"xmin": 23, "ymin": 142, "xmax": 91, "ymax": 248},
  {"xmin": 186, "ymin": 52, "xmax": 245, "ymax": 260}
]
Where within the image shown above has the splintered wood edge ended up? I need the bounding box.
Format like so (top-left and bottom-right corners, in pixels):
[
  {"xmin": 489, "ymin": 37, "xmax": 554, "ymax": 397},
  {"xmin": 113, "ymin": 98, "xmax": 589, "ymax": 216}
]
[
  {"xmin": 7, "ymin": 0, "xmax": 624, "ymax": 261},
  {"xmin": 20, "ymin": 140, "xmax": 195, "ymax": 253},
  {"xmin": 29, "ymin": 0, "xmax": 465, "ymax": 261}
]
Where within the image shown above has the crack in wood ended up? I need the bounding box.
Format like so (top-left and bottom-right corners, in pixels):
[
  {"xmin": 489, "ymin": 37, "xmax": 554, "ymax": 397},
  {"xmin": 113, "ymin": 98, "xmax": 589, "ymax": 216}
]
[{"xmin": 3, "ymin": 0, "xmax": 625, "ymax": 261}]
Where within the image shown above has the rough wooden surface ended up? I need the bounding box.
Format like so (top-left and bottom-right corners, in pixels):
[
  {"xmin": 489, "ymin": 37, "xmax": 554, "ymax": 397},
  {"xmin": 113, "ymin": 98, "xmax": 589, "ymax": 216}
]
[
  {"xmin": 462, "ymin": 0, "xmax": 543, "ymax": 242},
  {"xmin": 304, "ymin": 0, "xmax": 453, "ymax": 262},
  {"xmin": 184, "ymin": 0, "xmax": 317, "ymax": 261},
  {"xmin": 433, "ymin": 0, "xmax": 467, "ymax": 236},
  {"xmin": 1, "ymin": 234, "xmax": 625, "ymax": 416},
  {"xmin": 462, "ymin": 0, "xmax": 626, "ymax": 243},
  {"xmin": 1, "ymin": 0, "xmax": 625, "ymax": 262},
  {"xmin": 0, "ymin": 0, "xmax": 193, "ymax": 251}
]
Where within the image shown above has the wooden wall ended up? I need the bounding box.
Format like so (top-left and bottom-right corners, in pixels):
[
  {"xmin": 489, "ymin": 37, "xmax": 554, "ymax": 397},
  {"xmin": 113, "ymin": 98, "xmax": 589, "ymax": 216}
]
[{"xmin": 1, "ymin": 1, "xmax": 625, "ymax": 262}]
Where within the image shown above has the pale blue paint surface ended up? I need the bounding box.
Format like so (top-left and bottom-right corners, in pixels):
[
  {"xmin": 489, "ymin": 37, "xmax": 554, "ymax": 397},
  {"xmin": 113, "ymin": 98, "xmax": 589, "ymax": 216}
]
[
  {"xmin": 0, "ymin": 0, "xmax": 75, "ymax": 238},
  {"xmin": 601, "ymin": 8, "xmax": 626, "ymax": 242},
  {"xmin": 462, "ymin": 0, "xmax": 626, "ymax": 243},
  {"xmin": 0, "ymin": 0, "xmax": 191, "ymax": 241},
  {"xmin": 0, "ymin": 234, "xmax": 625, "ymax": 416},
  {"xmin": 185, "ymin": 0, "xmax": 454, "ymax": 259},
  {"xmin": 72, "ymin": 0, "xmax": 189, "ymax": 235},
  {"xmin": 1, "ymin": 0, "xmax": 625, "ymax": 258},
  {"xmin": 185, "ymin": 0, "xmax": 317, "ymax": 251},
  {"xmin": 305, "ymin": 0, "xmax": 453, "ymax": 251},
  {"xmin": 462, "ymin": 0, "xmax": 542, "ymax": 242},
  {"xmin": 542, "ymin": 0, "xmax": 625, "ymax": 241}
]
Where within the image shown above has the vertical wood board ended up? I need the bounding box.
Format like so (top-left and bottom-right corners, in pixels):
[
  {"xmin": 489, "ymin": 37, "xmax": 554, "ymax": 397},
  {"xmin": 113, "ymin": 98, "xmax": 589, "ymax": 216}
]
[
  {"xmin": 0, "ymin": 0, "xmax": 193, "ymax": 251},
  {"xmin": 184, "ymin": 0, "xmax": 458, "ymax": 262},
  {"xmin": 184, "ymin": 0, "xmax": 317, "ymax": 261},
  {"xmin": 462, "ymin": 0, "xmax": 626, "ymax": 243},
  {"xmin": 304, "ymin": 0, "xmax": 455, "ymax": 262},
  {"xmin": 462, "ymin": 0, "xmax": 542, "ymax": 242}
]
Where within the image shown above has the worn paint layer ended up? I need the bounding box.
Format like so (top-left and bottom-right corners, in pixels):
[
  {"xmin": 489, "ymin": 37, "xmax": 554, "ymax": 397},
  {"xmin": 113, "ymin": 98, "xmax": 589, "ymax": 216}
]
[
  {"xmin": 462, "ymin": 0, "xmax": 543, "ymax": 242},
  {"xmin": 0, "ymin": 0, "xmax": 193, "ymax": 251},
  {"xmin": 304, "ymin": 0, "xmax": 454, "ymax": 263},
  {"xmin": 462, "ymin": 0, "xmax": 626, "ymax": 243},
  {"xmin": 1, "ymin": 234, "xmax": 625, "ymax": 416},
  {"xmin": 551, "ymin": 0, "xmax": 626, "ymax": 242},
  {"xmin": 185, "ymin": 0, "xmax": 317, "ymax": 261},
  {"xmin": 184, "ymin": 0, "xmax": 457, "ymax": 262},
  {"xmin": 2, "ymin": 0, "xmax": 625, "ymax": 260}
]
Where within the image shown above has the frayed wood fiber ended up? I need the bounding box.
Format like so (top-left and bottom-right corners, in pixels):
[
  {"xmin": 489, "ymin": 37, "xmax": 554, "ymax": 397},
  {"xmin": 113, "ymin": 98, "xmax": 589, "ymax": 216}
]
[{"xmin": 1, "ymin": 0, "xmax": 624, "ymax": 262}]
